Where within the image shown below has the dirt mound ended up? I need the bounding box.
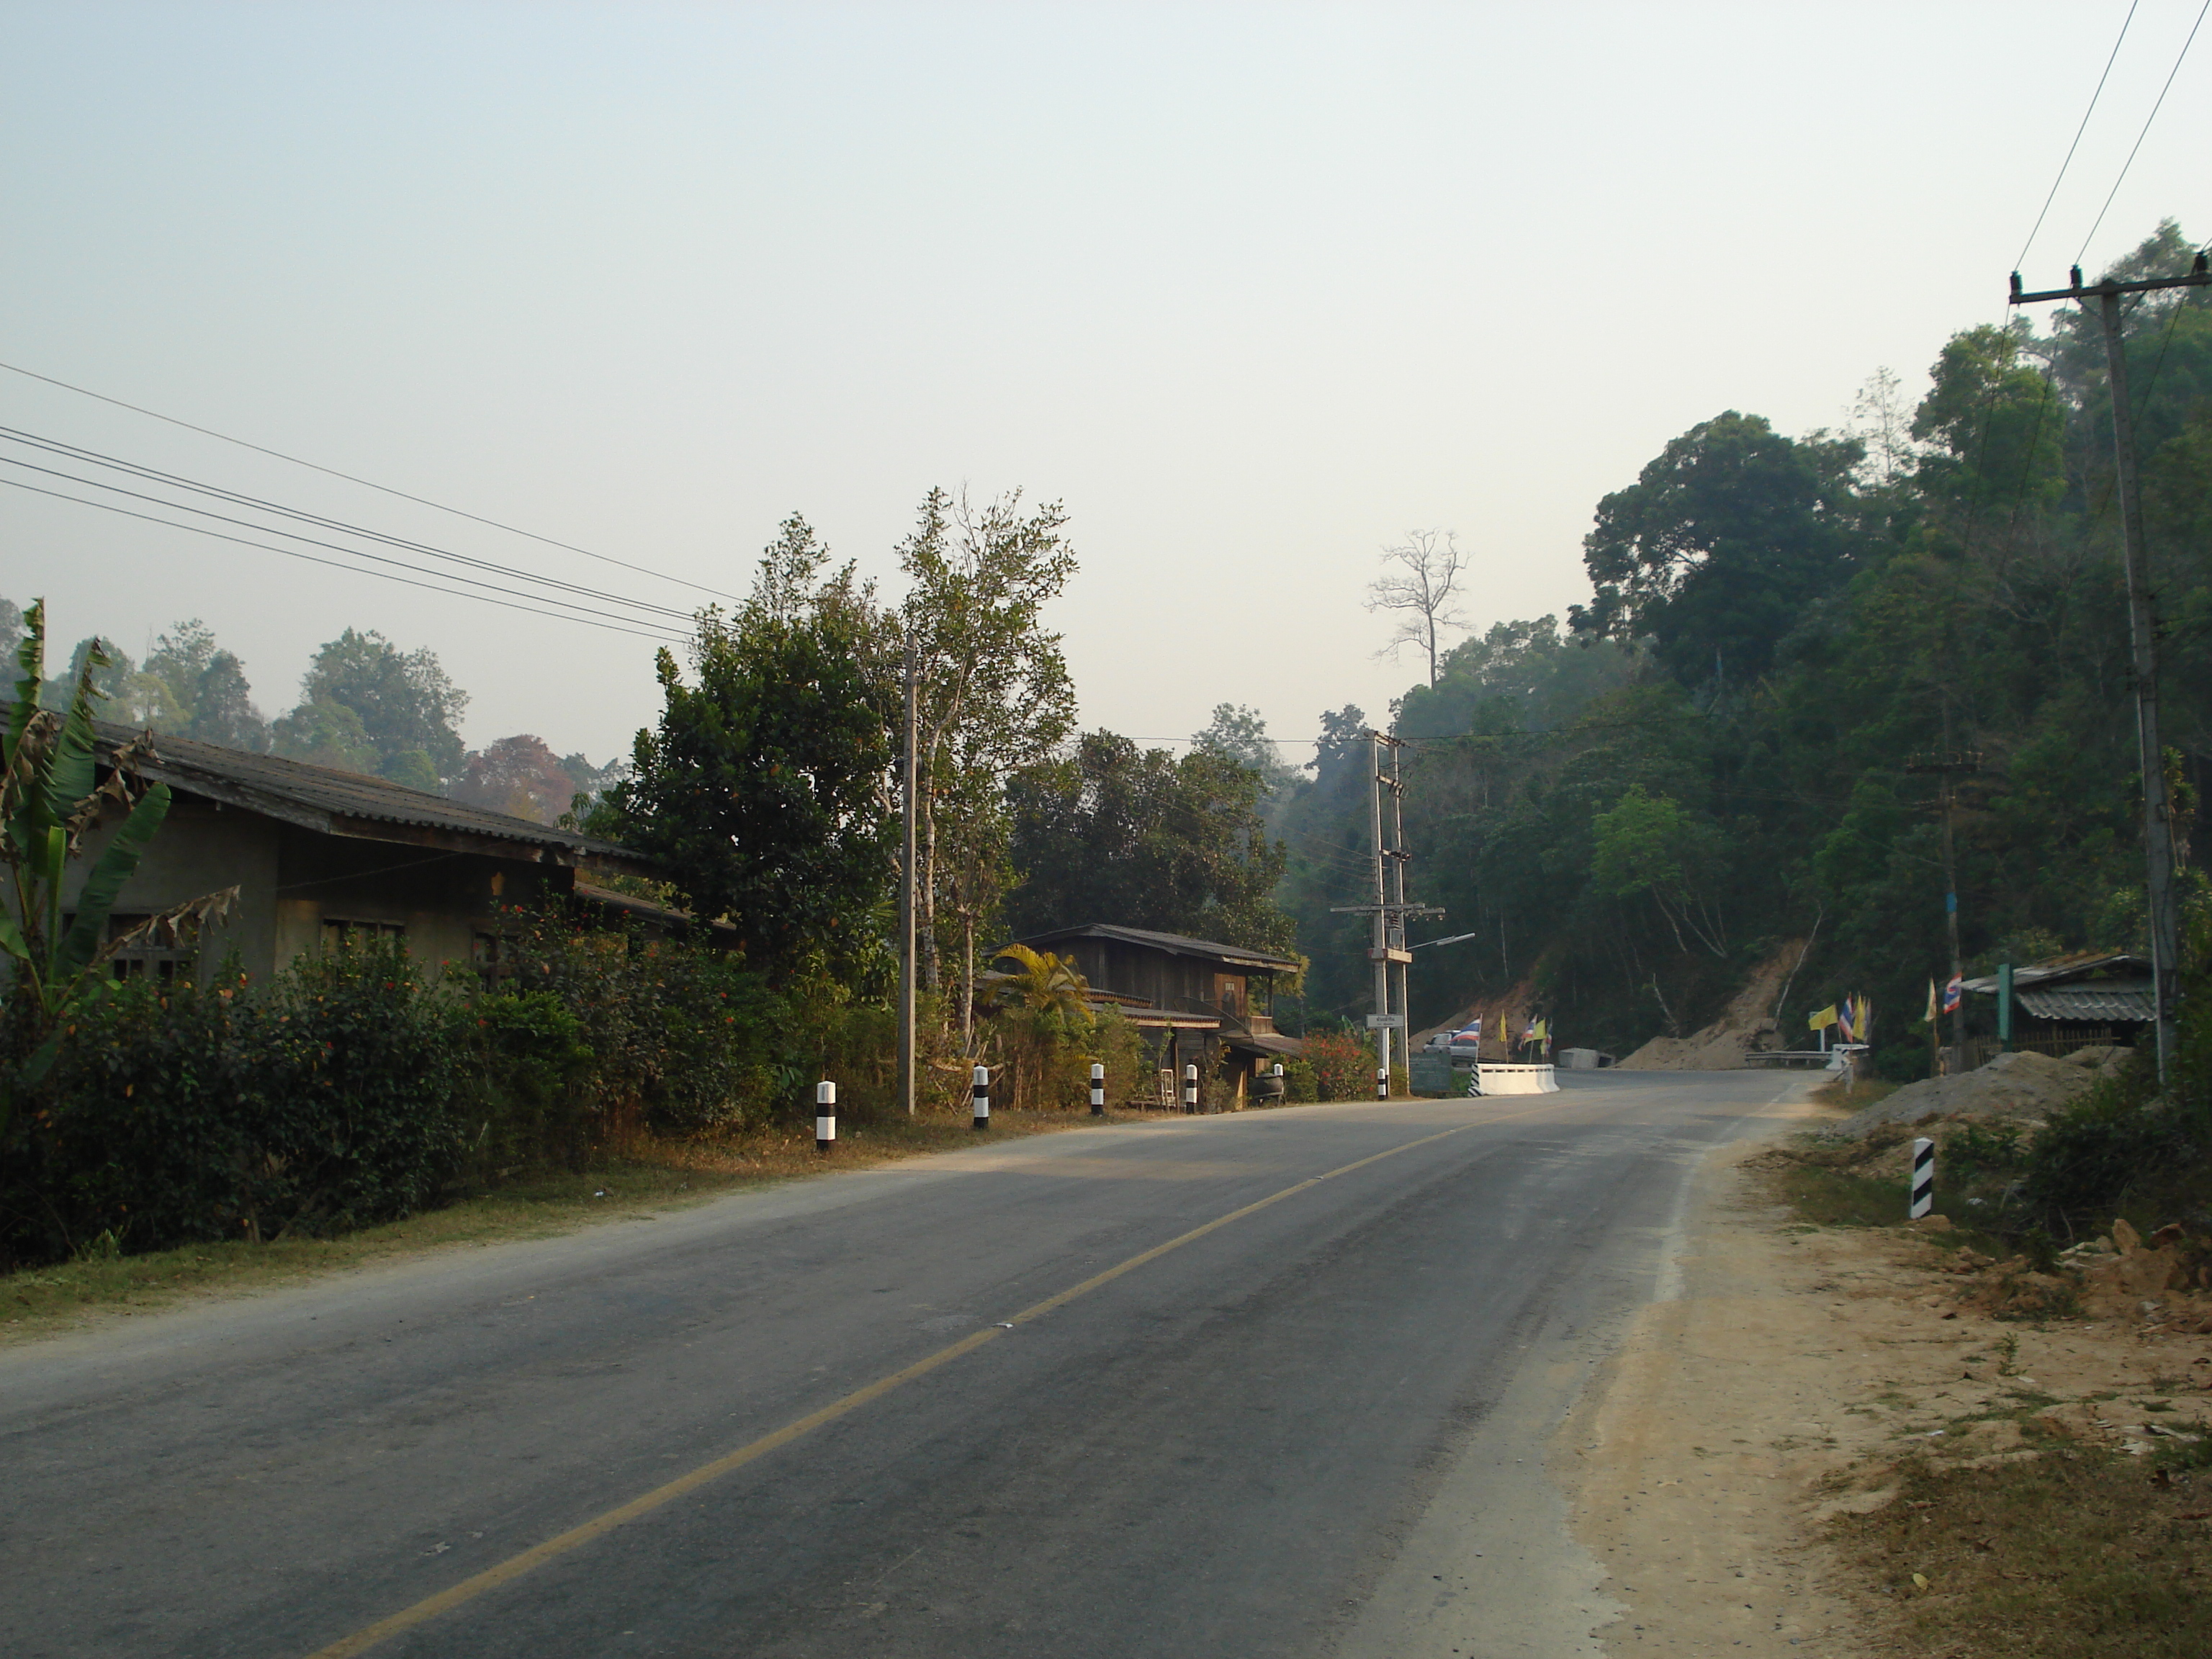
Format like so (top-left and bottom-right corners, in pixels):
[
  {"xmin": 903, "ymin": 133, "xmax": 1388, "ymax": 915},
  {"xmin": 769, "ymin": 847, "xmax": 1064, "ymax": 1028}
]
[
  {"xmin": 1617, "ymin": 940, "xmax": 1804, "ymax": 1070},
  {"xmin": 1827, "ymin": 1046, "xmax": 2128, "ymax": 1138}
]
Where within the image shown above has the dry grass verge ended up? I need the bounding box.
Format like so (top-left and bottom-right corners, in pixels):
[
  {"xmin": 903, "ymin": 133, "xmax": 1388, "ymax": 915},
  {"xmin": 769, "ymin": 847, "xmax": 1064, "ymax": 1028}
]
[
  {"xmin": 1, "ymin": 1107, "xmax": 1094, "ymax": 1344},
  {"xmin": 1750, "ymin": 1112, "xmax": 2212, "ymax": 1658},
  {"xmin": 1830, "ymin": 1446, "xmax": 2212, "ymax": 1658}
]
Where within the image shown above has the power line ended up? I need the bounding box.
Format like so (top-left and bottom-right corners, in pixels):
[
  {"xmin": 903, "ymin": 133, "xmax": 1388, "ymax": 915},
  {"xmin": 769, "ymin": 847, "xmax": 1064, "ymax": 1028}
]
[
  {"xmin": 0, "ymin": 357, "xmax": 746, "ymax": 603},
  {"xmin": 0, "ymin": 477, "xmax": 690, "ymax": 644},
  {"xmin": 0, "ymin": 426, "xmax": 700, "ymax": 623},
  {"xmin": 2075, "ymin": 0, "xmax": 2210, "ymax": 264},
  {"xmin": 2015, "ymin": 0, "xmax": 2139, "ymax": 271},
  {"xmin": 0, "ymin": 452, "xmax": 696, "ymax": 636}
]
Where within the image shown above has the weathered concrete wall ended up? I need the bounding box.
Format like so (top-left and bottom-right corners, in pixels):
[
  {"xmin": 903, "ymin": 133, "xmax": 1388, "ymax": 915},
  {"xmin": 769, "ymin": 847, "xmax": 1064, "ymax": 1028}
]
[{"xmin": 65, "ymin": 792, "xmax": 574, "ymax": 983}]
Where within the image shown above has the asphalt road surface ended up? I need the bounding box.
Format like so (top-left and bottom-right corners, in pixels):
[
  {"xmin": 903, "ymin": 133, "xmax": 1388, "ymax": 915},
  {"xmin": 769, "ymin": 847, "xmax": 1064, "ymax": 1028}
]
[{"xmin": 3, "ymin": 1072, "xmax": 1801, "ymax": 1659}]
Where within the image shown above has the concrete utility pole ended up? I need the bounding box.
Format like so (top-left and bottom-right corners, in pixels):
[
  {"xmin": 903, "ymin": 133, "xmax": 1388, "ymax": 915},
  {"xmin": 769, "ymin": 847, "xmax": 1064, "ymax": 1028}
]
[
  {"xmin": 2013, "ymin": 254, "xmax": 2210, "ymax": 1085},
  {"xmin": 898, "ymin": 634, "xmax": 919, "ymax": 1115},
  {"xmin": 1330, "ymin": 732, "xmax": 1439, "ymax": 1098},
  {"xmin": 1370, "ymin": 732, "xmax": 1390, "ymax": 1094}
]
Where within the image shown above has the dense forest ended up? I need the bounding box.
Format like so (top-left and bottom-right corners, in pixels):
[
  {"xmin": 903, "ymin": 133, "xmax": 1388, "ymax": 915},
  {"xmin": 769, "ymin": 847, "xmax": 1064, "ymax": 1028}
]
[{"xmin": 1266, "ymin": 220, "xmax": 2212, "ymax": 1079}]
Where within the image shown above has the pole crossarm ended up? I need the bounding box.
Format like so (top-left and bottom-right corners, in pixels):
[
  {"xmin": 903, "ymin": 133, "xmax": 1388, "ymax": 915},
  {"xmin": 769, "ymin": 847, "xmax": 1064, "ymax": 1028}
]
[
  {"xmin": 2010, "ymin": 265, "xmax": 2209, "ymax": 305},
  {"xmin": 1329, "ymin": 904, "xmax": 1446, "ymax": 917}
]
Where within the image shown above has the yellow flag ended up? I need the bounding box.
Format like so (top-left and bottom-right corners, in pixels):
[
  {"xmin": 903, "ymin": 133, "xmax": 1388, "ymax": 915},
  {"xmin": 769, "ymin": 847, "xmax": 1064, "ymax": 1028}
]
[
  {"xmin": 1809, "ymin": 1004, "xmax": 1838, "ymax": 1031},
  {"xmin": 1924, "ymin": 979, "xmax": 1938, "ymax": 1022}
]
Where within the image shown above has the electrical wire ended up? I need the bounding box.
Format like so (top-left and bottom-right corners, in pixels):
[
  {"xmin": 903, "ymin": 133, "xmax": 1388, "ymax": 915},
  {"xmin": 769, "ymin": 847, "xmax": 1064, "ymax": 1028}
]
[
  {"xmin": 0, "ymin": 477, "xmax": 690, "ymax": 644},
  {"xmin": 2075, "ymin": 0, "xmax": 2210, "ymax": 264},
  {"xmin": 0, "ymin": 426, "xmax": 701, "ymax": 623},
  {"xmin": 2016, "ymin": 0, "xmax": 2139, "ymax": 272},
  {"xmin": 0, "ymin": 452, "xmax": 696, "ymax": 635},
  {"xmin": 0, "ymin": 358, "xmax": 745, "ymax": 602}
]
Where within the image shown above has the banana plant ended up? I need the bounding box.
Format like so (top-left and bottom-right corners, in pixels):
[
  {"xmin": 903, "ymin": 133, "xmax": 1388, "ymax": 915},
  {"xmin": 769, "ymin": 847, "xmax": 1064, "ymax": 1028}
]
[{"xmin": 1, "ymin": 600, "xmax": 234, "ymax": 1133}]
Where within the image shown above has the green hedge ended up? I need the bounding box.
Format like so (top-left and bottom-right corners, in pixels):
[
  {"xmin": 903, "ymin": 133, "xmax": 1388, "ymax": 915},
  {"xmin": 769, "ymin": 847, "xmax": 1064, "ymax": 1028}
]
[{"xmin": 1, "ymin": 913, "xmax": 786, "ymax": 1267}]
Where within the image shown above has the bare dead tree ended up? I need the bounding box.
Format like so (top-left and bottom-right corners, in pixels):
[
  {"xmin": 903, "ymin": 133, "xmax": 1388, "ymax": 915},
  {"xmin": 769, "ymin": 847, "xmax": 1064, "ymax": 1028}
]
[{"xmin": 1366, "ymin": 529, "xmax": 1469, "ymax": 687}]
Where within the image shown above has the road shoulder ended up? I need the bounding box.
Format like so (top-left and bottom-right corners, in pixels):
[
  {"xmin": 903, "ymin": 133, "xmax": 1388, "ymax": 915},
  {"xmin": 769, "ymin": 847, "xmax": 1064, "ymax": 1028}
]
[{"xmin": 1560, "ymin": 1105, "xmax": 1873, "ymax": 1657}]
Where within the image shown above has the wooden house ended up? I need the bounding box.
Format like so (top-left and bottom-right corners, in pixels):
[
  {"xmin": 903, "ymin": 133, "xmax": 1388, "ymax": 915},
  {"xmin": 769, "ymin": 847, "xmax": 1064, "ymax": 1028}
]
[
  {"xmin": 68, "ymin": 719, "xmax": 668, "ymax": 984},
  {"xmin": 1012, "ymin": 923, "xmax": 1303, "ymax": 1107}
]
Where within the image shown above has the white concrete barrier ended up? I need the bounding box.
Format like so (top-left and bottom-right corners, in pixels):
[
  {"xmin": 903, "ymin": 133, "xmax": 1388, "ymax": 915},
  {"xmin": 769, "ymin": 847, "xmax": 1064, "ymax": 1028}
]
[{"xmin": 1475, "ymin": 1064, "xmax": 1558, "ymax": 1095}]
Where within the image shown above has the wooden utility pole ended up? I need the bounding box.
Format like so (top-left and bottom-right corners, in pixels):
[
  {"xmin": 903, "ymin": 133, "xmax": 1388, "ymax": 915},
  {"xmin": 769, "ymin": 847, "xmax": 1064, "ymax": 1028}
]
[
  {"xmin": 2012, "ymin": 253, "xmax": 2210, "ymax": 1084},
  {"xmin": 1905, "ymin": 745, "xmax": 1979, "ymax": 1072},
  {"xmin": 897, "ymin": 634, "xmax": 918, "ymax": 1115}
]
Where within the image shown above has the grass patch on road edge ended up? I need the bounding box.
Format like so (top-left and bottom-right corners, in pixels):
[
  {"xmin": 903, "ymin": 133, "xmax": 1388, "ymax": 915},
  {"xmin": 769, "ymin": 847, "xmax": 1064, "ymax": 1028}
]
[
  {"xmin": 1, "ymin": 1108, "xmax": 1094, "ymax": 1344},
  {"xmin": 1828, "ymin": 1450, "xmax": 2212, "ymax": 1658}
]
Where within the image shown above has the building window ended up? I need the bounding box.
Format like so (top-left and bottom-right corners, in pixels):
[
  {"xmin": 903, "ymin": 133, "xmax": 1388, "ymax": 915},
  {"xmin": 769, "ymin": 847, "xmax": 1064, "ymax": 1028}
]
[
  {"xmin": 101, "ymin": 914, "xmax": 192, "ymax": 984},
  {"xmin": 321, "ymin": 918, "xmax": 407, "ymax": 954},
  {"xmin": 471, "ymin": 930, "xmax": 516, "ymax": 985}
]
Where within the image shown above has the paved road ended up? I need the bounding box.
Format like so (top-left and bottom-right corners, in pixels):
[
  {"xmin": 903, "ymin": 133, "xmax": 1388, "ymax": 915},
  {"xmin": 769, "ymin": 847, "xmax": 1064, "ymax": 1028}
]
[{"xmin": 2, "ymin": 1073, "xmax": 1799, "ymax": 1658}]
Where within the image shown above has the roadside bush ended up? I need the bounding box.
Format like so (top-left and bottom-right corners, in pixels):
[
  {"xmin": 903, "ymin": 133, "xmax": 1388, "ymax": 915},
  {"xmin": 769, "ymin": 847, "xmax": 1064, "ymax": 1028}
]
[
  {"xmin": 1303, "ymin": 1030, "xmax": 1372, "ymax": 1101},
  {"xmin": 485, "ymin": 903, "xmax": 783, "ymax": 1134},
  {"xmin": 1281, "ymin": 1058, "xmax": 1318, "ymax": 1103},
  {"xmin": 1, "ymin": 940, "xmax": 464, "ymax": 1263}
]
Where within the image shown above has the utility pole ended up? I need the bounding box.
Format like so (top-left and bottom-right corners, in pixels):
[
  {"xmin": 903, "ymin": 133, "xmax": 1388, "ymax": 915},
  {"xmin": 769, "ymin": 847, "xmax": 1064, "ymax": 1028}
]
[
  {"xmin": 897, "ymin": 634, "xmax": 918, "ymax": 1116},
  {"xmin": 2013, "ymin": 253, "xmax": 2210, "ymax": 1084},
  {"xmin": 1905, "ymin": 744, "xmax": 1979, "ymax": 1073},
  {"xmin": 1330, "ymin": 731, "xmax": 1440, "ymax": 1097},
  {"xmin": 1387, "ymin": 738, "xmax": 1412, "ymax": 1056},
  {"xmin": 1369, "ymin": 732, "xmax": 1390, "ymax": 1094}
]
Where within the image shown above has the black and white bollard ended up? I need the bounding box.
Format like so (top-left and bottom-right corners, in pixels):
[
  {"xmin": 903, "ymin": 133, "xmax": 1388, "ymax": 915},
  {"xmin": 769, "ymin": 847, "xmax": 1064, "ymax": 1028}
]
[
  {"xmin": 1182, "ymin": 1063, "xmax": 1198, "ymax": 1114},
  {"xmin": 1375, "ymin": 1066, "xmax": 1388, "ymax": 1101},
  {"xmin": 814, "ymin": 1080, "xmax": 837, "ymax": 1153},
  {"xmin": 1910, "ymin": 1137, "xmax": 1935, "ymax": 1218},
  {"xmin": 1466, "ymin": 1063, "xmax": 1483, "ymax": 1098},
  {"xmin": 972, "ymin": 1064, "xmax": 991, "ymax": 1131},
  {"xmin": 1089, "ymin": 1061, "xmax": 1106, "ymax": 1117}
]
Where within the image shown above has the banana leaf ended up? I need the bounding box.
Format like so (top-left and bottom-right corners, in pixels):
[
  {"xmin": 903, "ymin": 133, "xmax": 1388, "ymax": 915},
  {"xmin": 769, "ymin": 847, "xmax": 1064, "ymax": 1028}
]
[{"xmin": 56, "ymin": 783, "xmax": 171, "ymax": 980}]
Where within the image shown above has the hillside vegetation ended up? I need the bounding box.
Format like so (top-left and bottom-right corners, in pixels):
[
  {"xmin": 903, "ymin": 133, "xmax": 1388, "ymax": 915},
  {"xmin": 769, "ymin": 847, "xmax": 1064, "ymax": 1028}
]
[{"xmin": 1274, "ymin": 220, "xmax": 2212, "ymax": 1079}]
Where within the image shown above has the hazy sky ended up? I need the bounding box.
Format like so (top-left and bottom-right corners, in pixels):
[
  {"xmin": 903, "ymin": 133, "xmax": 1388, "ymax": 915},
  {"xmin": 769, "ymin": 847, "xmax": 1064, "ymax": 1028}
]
[{"xmin": 5, "ymin": 1, "xmax": 2206, "ymax": 765}]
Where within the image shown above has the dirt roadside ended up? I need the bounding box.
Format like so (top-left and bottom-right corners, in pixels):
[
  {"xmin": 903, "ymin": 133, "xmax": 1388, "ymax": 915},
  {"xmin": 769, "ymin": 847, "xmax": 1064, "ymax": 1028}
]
[{"xmin": 1559, "ymin": 1090, "xmax": 2212, "ymax": 1658}]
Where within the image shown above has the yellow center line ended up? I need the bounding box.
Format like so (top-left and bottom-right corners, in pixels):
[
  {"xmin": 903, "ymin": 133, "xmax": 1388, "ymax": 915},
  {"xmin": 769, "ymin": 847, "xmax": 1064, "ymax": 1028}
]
[{"xmin": 302, "ymin": 1099, "xmax": 1569, "ymax": 1658}]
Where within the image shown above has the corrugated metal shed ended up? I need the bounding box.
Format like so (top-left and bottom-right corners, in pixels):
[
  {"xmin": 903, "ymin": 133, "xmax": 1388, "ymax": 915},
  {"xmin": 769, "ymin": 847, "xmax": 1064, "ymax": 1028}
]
[{"xmin": 2015, "ymin": 982, "xmax": 2155, "ymax": 1022}]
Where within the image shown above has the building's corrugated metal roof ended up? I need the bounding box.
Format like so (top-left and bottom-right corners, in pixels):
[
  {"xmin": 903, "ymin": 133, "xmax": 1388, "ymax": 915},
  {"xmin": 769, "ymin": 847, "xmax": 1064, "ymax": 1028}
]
[
  {"xmin": 2015, "ymin": 983, "xmax": 2155, "ymax": 1022},
  {"xmin": 85, "ymin": 716, "xmax": 652, "ymax": 871},
  {"xmin": 1964, "ymin": 951, "xmax": 2147, "ymax": 994},
  {"xmin": 1015, "ymin": 922, "xmax": 1301, "ymax": 972}
]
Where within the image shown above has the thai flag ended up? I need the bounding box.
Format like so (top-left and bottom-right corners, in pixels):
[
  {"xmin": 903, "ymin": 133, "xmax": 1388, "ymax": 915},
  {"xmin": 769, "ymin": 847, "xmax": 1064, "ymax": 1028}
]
[
  {"xmin": 1452, "ymin": 1018, "xmax": 1483, "ymax": 1043},
  {"xmin": 1941, "ymin": 974, "xmax": 1963, "ymax": 1015}
]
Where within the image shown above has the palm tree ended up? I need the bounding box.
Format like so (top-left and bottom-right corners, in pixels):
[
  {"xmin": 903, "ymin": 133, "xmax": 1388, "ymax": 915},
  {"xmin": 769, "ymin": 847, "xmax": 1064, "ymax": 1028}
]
[{"xmin": 988, "ymin": 943, "xmax": 1091, "ymax": 1025}]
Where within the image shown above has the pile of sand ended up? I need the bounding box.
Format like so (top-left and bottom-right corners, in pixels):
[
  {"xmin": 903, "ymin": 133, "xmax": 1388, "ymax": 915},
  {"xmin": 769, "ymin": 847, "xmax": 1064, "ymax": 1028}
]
[
  {"xmin": 1827, "ymin": 1046, "xmax": 2129, "ymax": 1138},
  {"xmin": 1616, "ymin": 940, "xmax": 1806, "ymax": 1070}
]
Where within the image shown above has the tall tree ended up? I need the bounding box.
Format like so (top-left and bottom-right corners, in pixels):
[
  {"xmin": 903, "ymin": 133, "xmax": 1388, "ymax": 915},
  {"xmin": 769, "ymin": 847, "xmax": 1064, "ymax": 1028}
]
[
  {"xmin": 274, "ymin": 629, "xmax": 468, "ymax": 788},
  {"xmin": 594, "ymin": 516, "xmax": 896, "ymax": 984},
  {"xmin": 145, "ymin": 619, "xmax": 271, "ymax": 751},
  {"xmin": 1005, "ymin": 730, "xmax": 1295, "ymax": 957},
  {"xmin": 1570, "ymin": 410, "xmax": 1864, "ymax": 687},
  {"xmin": 452, "ymin": 735, "xmax": 583, "ymax": 825},
  {"xmin": 898, "ymin": 487, "xmax": 1078, "ymax": 1019},
  {"xmin": 1367, "ymin": 529, "xmax": 1469, "ymax": 687}
]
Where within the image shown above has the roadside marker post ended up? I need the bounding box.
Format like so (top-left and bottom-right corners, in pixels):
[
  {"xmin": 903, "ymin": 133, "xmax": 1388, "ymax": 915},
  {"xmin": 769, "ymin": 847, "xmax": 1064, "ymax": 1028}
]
[
  {"xmin": 1910, "ymin": 1138, "xmax": 1935, "ymax": 1219},
  {"xmin": 814, "ymin": 1081, "xmax": 836, "ymax": 1154},
  {"xmin": 971, "ymin": 1065, "xmax": 991, "ymax": 1130},
  {"xmin": 1375, "ymin": 1066, "xmax": 1388, "ymax": 1101},
  {"xmin": 1182, "ymin": 1063, "xmax": 1198, "ymax": 1114},
  {"xmin": 1089, "ymin": 1061, "xmax": 1105, "ymax": 1117}
]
